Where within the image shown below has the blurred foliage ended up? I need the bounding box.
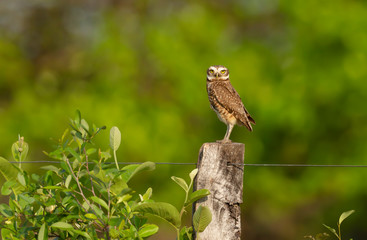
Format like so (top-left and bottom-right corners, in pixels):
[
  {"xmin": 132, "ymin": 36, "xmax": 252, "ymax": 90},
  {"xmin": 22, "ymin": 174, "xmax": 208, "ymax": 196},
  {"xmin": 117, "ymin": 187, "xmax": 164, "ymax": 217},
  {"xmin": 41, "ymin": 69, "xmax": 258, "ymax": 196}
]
[{"xmin": 1, "ymin": 0, "xmax": 367, "ymax": 239}]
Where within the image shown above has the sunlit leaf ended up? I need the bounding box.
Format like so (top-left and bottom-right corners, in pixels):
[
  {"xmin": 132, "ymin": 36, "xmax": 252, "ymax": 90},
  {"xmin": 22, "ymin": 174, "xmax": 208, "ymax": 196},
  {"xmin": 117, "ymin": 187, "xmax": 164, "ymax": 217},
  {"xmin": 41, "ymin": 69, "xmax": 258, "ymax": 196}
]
[
  {"xmin": 38, "ymin": 223, "xmax": 48, "ymax": 240},
  {"xmin": 1, "ymin": 181, "xmax": 16, "ymax": 195},
  {"xmin": 339, "ymin": 210, "xmax": 355, "ymax": 225},
  {"xmin": 323, "ymin": 224, "xmax": 338, "ymax": 238},
  {"xmin": 85, "ymin": 213, "xmax": 98, "ymax": 220},
  {"xmin": 121, "ymin": 161, "xmax": 155, "ymax": 183},
  {"xmin": 90, "ymin": 196, "xmax": 109, "ymax": 211},
  {"xmin": 17, "ymin": 173, "xmax": 26, "ymax": 186},
  {"xmin": 65, "ymin": 175, "xmax": 72, "ymax": 188},
  {"xmin": 134, "ymin": 202, "xmax": 181, "ymax": 227},
  {"xmin": 75, "ymin": 110, "xmax": 81, "ymax": 126},
  {"xmin": 65, "ymin": 147, "xmax": 81, "ymax": 162},
  {"xmin": 41, "ymin": 165, "xmax": 60, "ymax": 173},
  {"xmin": 189, "ymin": 169, "xmax": 198, "ymax": 182},
  {"xmin": 109, "ymin": 126, "xmax": 121, "ymax": 151},
  {"xmin": 43, "ymin": 186, "xmax": 64, "ymax": 190},
  {"xmin": 171, "ymin": 176, "xmax": 189, "ymax": 192},
  {"xmin": 0, "ymin": 203, "xmax": 13, "ymax": 217},
  {"xmin": 0, "ymin": 157, "xmax": 24, "ymax": 194},
  {"xmin": 185, "ymin": 189, "xmax": 210, "ymax": 207},
  {"xmin": 51, "ymin": 222, "xmax": 74, "ymax": 230},
  {"xmin": 193, "ymin": 205, "xmax": 212, "ymax": 232},
  {"xmin": 142, "ymin": 187, "xmax": 153, "ymax": 201},
  {"xmin": 139, "ymin": 224, "xmax": 159, "ymax": 237},
  {"xmin": 73, "ymin": 229, "xmax": 92, "ymax": 239}
]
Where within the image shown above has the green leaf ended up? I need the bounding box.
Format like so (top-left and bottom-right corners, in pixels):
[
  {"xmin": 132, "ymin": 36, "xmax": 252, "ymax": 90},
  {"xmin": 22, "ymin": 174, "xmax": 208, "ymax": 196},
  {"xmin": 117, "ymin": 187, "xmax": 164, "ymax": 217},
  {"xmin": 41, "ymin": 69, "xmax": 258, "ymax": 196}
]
[
  {"xmin": 43, "ymin": 186, "xmax": 64, "ymax": 190},
  {"xmin": 65, "ymin": 175, "xmax": 72, "ymax": 188},
  {"xmin": 0, "ymin": 157, "xmax": 24, "ymax": 194},
  {"xmin": 121, "ymin": 162, "xmax": 155, "ymax": 183},
  {"xmin": 11, "ymin": 138, "xmax": 28, "ymax": 163},
  {"xmin": 86, "ymin": 148, "xmax": 97, "ymax": 155},
  {"xmin": 17, "ymin": 173, "xmax": 26, "ymax": 186},
  {"xmin": 0, "ymin": 203, "xmax": 13, "ymax": 217},
  {"xmin": 193, "ymin": 205, "xmax": 212, "ymax": 232},
  {"xmin": 134, "ymin": 202, "xmax": 181, "ymax": 227},
  {"xmin": 65, "ymin": 147, "xmax": 81, "ymax": 162},
  {"xmin": 110, "ymin": 126, "xmax": 121, "ymax": 151},
  {"xmin": 110, "ymin": 177, "xmax": 129, "ymax": 195},
  {"xmin": 51, "ymin": 222, "xmax": 74, "ymax": 230},
  {"xmin": 339, "ymin": 210, "xmax": 355, "ymax": 225},
  {"xmin": 171, "ymin": 176, "xmax": 189, "ymax": 192},
  {"xmin": 142, "ymin": 187, "xmax": 153, "ymax": 201},
  {"xmin": 11, "ymin": 138, "xmax": 29, "ymax": 163},
  {"xmin": 323, "ymin": 224, "xmax": 338, "ymax": 238},
  {"xmin": 38, "ymin": 223, "xmax": 48, "ymax": 240},
  {"xmin": 75, "ymin": 110, "xmax": 81, "ymax": 126},
  {"xmin": 180, "ymin": 226, "xmax": 193, "ymax": 240},
  {"xmin": 189, "ymin": 169, "xmax": 198, "ymax": 182},
  {"xmin": 81, "ymin": 119, "xmax": 90, "ymax": 131},
  {"xmin": 85, "ymin": 213, "xmax": 98, "ymax": 220},
  {"xmin": 90, "ymin": 196, "xmax": 109, "ymax": 211},
  {"xmin": 40, "ymin": 165, "xmax": 60, "ymax": 173},
  {"xmin": 1, "ymin": 180, "xmax": 17, "ymax": 195},
  {"xmin": 185, "ymin": 189, "xmax": 210, "ymax": 207},
  {"xmin": 139, "ymin": 224, "xmax": 159, "ymax": 237},
  {"xmin": 19, "ymin": 194, "xmax": 35, "ymax": 205},
  {"xmin": 20, "ymin": 141, "xmax": 29, "ymax": 162},
  {"xmin": 1, "ymin": 229, "xmax": 13, "ymax": 239},
  {"xmin": 90, "ymin": 203, "xmax": 104, "ymax": 219},
  {"xmin": 0, "ymin": 157, "xmax": 19, "ymax": 181},
  {"xmin": 73, "ymin": 229, "xmax": 92, "ymax": 239}
]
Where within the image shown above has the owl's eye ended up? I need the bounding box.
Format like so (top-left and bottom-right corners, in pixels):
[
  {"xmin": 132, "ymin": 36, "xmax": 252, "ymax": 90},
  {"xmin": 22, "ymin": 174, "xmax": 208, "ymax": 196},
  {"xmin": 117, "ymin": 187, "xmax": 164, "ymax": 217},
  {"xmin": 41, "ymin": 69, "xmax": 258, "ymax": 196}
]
[
  {"xmin": 209, "ymin": 70, "xmax": 214, "ymax": 74},
  {"xmin": 220, "ymin": 70, "xmax": 226, "ymax": 74}
]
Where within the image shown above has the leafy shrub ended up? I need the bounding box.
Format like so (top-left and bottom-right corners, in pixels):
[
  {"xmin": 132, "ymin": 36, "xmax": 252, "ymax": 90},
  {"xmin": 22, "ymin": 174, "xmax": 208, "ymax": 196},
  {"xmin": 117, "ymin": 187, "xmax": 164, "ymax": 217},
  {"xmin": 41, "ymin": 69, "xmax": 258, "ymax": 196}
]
[
  {"xmin": 305, "ymin": 210, "xmax": 355, "ymax": 240},
  {"xmin": 0, "ymin": 112, "xmax": 211, "ymax": 240}
]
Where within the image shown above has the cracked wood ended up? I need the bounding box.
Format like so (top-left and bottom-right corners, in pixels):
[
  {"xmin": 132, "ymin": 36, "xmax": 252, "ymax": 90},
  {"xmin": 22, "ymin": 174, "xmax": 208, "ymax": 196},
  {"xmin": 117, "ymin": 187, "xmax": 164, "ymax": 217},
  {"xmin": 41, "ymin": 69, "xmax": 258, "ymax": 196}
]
[{"xmin": 194, "ymin": 142, "xmax": 244, "ymax": 240}]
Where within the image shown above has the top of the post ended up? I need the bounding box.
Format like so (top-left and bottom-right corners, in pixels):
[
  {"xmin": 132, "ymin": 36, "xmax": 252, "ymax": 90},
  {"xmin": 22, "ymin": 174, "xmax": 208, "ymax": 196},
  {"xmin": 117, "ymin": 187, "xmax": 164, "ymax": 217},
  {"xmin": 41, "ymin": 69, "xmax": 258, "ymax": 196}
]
[{"xmin": 201, "ymin": 141, "xmax": 244, "ymax": 148}]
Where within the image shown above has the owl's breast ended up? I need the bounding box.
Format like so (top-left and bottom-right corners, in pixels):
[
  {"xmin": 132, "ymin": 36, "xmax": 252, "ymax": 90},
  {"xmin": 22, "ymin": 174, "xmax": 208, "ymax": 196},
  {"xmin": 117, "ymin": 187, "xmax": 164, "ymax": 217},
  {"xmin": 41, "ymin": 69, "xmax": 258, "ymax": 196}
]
[{"xmin": 208, "ymin": 93, "xmax": 237, "ymax": 125}]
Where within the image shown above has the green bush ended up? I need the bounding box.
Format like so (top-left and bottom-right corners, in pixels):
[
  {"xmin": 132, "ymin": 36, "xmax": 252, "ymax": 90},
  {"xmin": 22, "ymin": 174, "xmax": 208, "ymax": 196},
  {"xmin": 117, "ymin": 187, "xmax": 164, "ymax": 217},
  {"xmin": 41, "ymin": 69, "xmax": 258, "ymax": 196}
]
[{"xmin": 0, "ymin": 112, "xmax": 211, "ymax": 240}]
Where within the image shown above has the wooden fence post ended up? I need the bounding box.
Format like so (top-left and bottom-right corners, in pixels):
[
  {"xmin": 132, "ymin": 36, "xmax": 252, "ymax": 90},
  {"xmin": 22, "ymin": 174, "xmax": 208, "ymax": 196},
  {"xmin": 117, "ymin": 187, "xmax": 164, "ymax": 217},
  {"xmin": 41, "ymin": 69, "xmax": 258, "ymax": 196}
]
[{"xmin": 193, "ymin": 142, "xmax": 244, "ymax": 240}]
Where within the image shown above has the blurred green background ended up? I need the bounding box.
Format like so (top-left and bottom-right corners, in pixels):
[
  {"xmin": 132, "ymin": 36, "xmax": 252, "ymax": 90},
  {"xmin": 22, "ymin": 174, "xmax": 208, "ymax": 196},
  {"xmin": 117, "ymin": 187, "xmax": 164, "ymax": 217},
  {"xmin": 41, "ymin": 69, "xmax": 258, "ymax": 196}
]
[{"xmin": 1, "ymin": 0, "xmax": 367, "ymax": 239}]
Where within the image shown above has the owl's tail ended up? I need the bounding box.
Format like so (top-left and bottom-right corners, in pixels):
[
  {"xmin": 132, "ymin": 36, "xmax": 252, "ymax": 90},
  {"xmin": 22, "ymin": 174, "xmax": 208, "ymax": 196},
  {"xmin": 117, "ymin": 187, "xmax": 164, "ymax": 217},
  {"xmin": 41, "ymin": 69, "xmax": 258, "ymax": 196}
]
[{"xmin": 239, "ymin": 114, "xmax": 255, "ymax": 132}]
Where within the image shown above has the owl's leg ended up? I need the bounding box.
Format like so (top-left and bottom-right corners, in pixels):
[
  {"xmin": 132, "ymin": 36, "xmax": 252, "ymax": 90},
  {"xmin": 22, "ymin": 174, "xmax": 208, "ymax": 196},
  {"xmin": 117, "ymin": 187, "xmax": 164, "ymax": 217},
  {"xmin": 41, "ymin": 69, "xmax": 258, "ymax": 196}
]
[{"xmin": 222, "ymin": 123, "xmax": 234, "ymax": 143}]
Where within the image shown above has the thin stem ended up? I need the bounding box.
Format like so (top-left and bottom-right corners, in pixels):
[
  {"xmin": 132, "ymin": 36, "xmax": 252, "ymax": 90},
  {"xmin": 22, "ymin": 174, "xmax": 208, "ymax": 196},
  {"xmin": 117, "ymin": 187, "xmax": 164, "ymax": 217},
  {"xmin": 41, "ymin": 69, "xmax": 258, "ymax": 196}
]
[
  {"xmin": 70, "ymin": 191, "xmax": 103, "ymax": 229},
  {"xmin": 107, "ymin": 181, "xmax": 112, "ymax": 221},
  {"xmin": 84, "ymin": 149, "xmax": 96, "ymax": 197},
  {"xmin": 338, "ymin": 223, "xmax": 341, "ymax": 240},
  {"xmin": 105, "ymin": 225, "xmax": 110, "ymax": 240},
  {"xmin": 113, "ymin": 150, "xmax": 119, "ymax": 170},
  {"xmin": 180, "ymin": 179, "xmax": 194, "ymax": 219},
  {"xmin": 65, "ymin": 156, "xmax": 105, "ymax": 225}
]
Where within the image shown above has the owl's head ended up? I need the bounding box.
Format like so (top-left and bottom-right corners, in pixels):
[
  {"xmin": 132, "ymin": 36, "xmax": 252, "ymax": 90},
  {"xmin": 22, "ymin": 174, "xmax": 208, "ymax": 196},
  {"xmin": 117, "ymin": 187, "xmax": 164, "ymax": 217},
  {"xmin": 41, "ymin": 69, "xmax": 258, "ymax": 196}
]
[{"xmin": 207, "ymin": 65, "xmax": 229, "ymax": 81}]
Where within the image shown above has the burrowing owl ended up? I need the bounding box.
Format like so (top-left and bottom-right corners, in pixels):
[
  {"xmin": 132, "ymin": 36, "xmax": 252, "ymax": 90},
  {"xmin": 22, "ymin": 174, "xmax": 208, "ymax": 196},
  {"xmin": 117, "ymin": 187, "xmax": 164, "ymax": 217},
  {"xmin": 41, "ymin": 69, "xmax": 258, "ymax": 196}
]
[{"xmin": 206, "ymin": 65, "xmax": 255, "ymax": 142}]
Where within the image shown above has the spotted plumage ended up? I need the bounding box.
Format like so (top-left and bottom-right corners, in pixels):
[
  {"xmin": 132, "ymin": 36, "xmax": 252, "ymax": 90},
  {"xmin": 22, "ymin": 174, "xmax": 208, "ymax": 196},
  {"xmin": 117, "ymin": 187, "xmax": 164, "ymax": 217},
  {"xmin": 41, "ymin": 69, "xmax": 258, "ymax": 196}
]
[{"xmin": 206, "ymin": 65, "xmax": 255, "ymax": 142}]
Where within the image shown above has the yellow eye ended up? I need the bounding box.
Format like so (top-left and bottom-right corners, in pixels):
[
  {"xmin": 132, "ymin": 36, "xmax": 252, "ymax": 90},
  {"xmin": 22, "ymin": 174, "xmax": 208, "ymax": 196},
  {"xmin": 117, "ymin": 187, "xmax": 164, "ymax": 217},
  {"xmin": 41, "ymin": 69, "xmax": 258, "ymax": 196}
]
[
  {"xmin": 209, "ymin": 70, "xmax": 214, "ymax": 74},
  {"xmin": 221, "ymin": 70, "xmax": 226, "ymax": 74}
]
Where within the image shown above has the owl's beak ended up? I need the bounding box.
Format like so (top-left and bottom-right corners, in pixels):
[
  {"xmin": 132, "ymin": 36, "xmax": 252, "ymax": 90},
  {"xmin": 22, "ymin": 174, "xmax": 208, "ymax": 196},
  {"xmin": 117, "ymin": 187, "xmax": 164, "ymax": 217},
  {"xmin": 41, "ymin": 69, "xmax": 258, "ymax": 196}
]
[{"xmin": 215, "ymin": 73, "xmax": 219, "ymax": 77}]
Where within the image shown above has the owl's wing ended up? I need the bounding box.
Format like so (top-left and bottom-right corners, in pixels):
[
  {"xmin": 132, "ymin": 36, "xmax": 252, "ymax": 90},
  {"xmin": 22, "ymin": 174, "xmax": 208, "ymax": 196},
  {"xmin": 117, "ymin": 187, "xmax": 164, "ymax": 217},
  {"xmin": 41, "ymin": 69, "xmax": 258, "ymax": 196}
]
[
  {"xmin": 232, "ymin": 88, "xmax": 256, "ymax": 125},
  {"xmin": 213, "ymin": 83, "xmax": 255, "ymax": 129}
]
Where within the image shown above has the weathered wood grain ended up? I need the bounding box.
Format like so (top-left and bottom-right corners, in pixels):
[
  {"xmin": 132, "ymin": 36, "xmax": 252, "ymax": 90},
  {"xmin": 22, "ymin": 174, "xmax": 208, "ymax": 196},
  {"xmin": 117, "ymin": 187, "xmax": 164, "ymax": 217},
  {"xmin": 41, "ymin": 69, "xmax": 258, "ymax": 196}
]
[{"xmin": 194, "ymin": 142, "xmax": 244, "ymax": 240}]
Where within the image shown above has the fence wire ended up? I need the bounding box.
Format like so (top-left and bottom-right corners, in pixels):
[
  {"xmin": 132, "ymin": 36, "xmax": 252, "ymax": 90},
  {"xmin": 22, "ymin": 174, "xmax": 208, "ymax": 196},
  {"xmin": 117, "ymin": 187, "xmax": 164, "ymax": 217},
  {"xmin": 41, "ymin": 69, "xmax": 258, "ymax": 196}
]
[{"xmin": 8, "ymin": 161, "xmax": 367, "ymax": 168}]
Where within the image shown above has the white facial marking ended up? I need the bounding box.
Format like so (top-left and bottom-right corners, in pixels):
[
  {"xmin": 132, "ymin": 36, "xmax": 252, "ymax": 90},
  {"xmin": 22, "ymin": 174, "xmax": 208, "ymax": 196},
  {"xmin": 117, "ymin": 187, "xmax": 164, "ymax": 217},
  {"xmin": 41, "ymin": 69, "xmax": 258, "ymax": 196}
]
[{"xmin": 207, "ymin": 66, "xmax": 229, "ymax": 81}]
